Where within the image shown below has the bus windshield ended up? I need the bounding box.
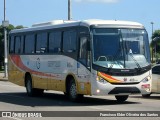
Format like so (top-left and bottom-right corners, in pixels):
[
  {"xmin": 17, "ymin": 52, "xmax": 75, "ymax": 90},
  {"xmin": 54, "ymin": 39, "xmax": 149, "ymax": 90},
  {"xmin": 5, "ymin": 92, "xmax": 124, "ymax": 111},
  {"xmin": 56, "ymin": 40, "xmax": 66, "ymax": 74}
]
[{"xmin": 92, "ymin": 28, "xmax": 150, "ymax": 69}]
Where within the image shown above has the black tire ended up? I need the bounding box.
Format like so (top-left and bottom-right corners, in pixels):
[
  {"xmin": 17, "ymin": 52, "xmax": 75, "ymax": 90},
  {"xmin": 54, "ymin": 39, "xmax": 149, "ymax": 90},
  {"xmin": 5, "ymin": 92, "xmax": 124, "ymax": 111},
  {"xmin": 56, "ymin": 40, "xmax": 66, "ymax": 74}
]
[
  {"xmin": 25, "ymin": 75, "xmax": 44, "ymax": 97},
  {"xmin": 64, "ymin": 92, "xmax": 69, "ymax": 98},
  {"xmin": 68, "ymin": 79, "xmax": 83, "ymax": 102},
  {"xmin": 115, "ymin": 95, "xmax": 128, "ymax": 103},
  {"xmin": 34, "ymin": 88, "xmax": 44, "ymax": 96},
  {"xmin": 142, "ymin": 94, "xmax": 151, "ymax": 98}
]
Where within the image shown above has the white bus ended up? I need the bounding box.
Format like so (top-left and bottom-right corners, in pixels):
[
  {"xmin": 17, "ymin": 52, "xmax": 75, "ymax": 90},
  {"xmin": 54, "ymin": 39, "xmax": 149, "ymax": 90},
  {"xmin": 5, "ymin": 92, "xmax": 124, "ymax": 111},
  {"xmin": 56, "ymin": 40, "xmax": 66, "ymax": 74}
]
[{"xmin": 8, "ymin": 19, "xmax": 152, "ymax": 102}]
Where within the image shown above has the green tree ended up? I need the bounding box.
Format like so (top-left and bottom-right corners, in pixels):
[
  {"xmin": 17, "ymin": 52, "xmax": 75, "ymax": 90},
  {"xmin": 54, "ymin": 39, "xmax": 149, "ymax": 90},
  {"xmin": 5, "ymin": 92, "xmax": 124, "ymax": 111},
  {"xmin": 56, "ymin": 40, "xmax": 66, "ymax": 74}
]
[
  {"xmin": 0, "ymin": 25, "xmax": 6, "ymax": 63},
  {"xmin": 15, "ymin": 25, "xmax": 24, "ymax": 29},
  {"xmin": 0, "ymin": 24, "xmax": 24, "ymax": 68},
  {"xmin": 151, "ymin": 30, "xmax": 160, "ymax": 47},
  {"xmin": 152, "ymin": 30, "xmax": 160, "ymax": 39},
  {"xmin": 150, "ymin": 30, "xmax": 160, "ymax": 62}
]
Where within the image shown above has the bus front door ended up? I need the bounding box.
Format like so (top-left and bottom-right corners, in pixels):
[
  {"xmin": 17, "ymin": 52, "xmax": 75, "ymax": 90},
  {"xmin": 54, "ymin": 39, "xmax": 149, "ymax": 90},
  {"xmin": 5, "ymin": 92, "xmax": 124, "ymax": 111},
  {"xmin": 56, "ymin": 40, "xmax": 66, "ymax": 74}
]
[{"xmin": 77, "ymin": 36, "xmax": 91, "ymax": 94}]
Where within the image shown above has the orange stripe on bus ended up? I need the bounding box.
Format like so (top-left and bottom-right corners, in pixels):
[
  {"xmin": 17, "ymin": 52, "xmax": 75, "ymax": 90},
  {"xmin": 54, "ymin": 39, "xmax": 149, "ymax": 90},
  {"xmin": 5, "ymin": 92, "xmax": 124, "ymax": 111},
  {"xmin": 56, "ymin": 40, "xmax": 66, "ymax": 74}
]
[
  {"xmin": 10, "ymin": 55, "xmax": 57, "ymax": 78},
  {"xmin": 98, "ymin": 72, "xmax": 123, "ymax": 83}
]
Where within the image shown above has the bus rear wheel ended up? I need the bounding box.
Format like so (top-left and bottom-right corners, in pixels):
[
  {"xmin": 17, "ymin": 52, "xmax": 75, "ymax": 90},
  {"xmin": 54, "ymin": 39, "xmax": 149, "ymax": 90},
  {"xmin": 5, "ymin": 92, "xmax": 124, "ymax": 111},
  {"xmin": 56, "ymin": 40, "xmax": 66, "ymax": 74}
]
[
  {"xmin": 25, "ymin": 75, "xmax": 44, "ymax": 96},
  {"xmin": 115, "ymin": 95, "xmax": 128, "ymax": 103},
  {"xmin": 68, "ymin": 79, "xmax": 83, "ymax": 102}
]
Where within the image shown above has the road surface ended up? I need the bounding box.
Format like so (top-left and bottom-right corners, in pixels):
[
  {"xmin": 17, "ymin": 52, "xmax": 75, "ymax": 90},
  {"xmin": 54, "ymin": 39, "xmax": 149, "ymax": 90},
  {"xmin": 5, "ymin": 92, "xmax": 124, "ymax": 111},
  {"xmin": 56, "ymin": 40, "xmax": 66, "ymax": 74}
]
[{"xmin": 0, "ymin": 80, "xmax": 159, "ymax": 120}]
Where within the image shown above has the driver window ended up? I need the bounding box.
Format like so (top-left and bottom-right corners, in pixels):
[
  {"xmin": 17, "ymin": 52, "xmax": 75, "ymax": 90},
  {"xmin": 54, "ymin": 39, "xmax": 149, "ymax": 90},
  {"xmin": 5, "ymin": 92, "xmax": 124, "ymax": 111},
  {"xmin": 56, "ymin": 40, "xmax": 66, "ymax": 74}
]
[{"xmin": 79, "ymin": 36, "xmax": 90, "ymax": 68}]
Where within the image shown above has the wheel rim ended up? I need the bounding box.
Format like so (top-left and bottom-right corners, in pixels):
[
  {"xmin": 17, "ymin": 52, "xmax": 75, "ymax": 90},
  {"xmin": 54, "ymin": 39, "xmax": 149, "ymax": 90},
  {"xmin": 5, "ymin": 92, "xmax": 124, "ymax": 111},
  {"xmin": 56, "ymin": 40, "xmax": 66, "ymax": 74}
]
[
  {"xmin": 70, "ymin": 82, "xmax": 77, "ymax": 99},
  {"xmin": 26, "ymin": 80, "xmax": 32, "ymax": 94}
]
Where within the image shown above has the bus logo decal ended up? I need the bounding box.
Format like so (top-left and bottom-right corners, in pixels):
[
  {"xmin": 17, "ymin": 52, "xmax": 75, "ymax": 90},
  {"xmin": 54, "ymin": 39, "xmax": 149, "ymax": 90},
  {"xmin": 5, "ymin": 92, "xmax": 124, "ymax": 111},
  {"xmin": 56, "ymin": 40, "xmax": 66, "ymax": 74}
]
[
  {"xmin": 123, "ymin": 78, "xmax": 127, "ymax": 82},
  {"xmin": 36, "ymin": 58, "xmax": 40, "ymax": 69}
]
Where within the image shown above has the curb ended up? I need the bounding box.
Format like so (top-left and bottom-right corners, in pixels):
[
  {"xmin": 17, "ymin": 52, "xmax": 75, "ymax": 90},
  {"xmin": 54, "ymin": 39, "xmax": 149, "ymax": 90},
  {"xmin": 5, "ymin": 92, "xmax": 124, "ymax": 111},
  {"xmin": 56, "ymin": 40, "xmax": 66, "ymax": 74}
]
[{"xmin": 0, "ymin": 77, "xmax": 8, "ymax": 81}]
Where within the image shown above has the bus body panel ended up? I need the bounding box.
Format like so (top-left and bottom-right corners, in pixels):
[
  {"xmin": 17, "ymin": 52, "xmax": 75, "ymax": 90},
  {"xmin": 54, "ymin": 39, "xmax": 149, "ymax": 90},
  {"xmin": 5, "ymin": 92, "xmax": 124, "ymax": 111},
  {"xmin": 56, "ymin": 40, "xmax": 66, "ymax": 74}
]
[
  {"xmin": 90, "ymin": 70, "xmax": 152, "ymax": 95},
  {"xmin": 8, "ymin": 54, "xmax": 92, "ymax": 95}
]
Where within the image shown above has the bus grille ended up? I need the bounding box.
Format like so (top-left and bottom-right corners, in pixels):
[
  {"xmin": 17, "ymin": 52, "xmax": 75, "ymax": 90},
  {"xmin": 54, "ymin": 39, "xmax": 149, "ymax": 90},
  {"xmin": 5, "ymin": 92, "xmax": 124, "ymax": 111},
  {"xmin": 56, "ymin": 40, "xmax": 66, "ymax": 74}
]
[
  {"xmin": 111, "ymin": 82, "xmax": 140, "ymax": 85},
  {"xmin": 108, "ymin": 87, "xmax": 140, "ymax": 94}
]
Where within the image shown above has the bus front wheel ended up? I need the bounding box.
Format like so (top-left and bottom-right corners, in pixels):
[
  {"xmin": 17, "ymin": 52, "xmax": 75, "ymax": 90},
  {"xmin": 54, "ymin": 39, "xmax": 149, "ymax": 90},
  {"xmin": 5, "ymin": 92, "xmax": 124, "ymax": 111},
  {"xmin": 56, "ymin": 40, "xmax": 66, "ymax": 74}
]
[
  {"xmin": 115, "ymin": 95, "xmax": 128, "ymax": 103},
  {"xmin": 68, "ymin": 79, "xmax": 83, "ymax": 102}
]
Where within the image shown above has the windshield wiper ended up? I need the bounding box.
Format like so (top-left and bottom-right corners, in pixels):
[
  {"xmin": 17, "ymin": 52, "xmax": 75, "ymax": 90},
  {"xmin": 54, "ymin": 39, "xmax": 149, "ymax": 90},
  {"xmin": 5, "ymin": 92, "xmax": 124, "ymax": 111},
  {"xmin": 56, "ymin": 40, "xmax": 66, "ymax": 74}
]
[
  {"xmin": 128, "ymin": 53, "xmax": 142, "ymax": 70},
  {"xmin": 110, "ymin": 29, "xmax": 142, "ymax": 71}
]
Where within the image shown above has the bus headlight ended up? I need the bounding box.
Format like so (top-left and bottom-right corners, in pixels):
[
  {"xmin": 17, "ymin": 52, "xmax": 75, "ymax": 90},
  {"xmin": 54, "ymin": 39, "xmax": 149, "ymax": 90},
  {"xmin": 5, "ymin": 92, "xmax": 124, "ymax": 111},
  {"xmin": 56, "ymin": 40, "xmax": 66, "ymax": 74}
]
[
  {"xmin": 141, "ymin": 76, "xmax": 151, "ymax": 83},
  {"xmin": 96, "ymin": 76, "xmax": 108, "ymax": 84}
]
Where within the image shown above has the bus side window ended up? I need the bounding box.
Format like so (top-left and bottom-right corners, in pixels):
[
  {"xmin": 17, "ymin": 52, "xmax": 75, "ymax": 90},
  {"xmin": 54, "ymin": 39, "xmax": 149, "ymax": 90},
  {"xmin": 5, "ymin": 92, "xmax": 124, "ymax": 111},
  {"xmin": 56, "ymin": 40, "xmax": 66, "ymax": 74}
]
[
  {"xmin": 25, "ymin": 34, "xmax": 35, "ymax": 54},
  {"xmin": 15, "ymin": 36, "xmax": 21, "ymax": 54},
  {"xmin": 49, "ymin": 32, "xmax": 61, "ymax": 53},
  {"xmin": 20, "ymin": 36, "xmax": 24, "ymax": 54},
  {"xmin": 36, "ymin": 33, "xmax": 47, "ymax": 53},
  {"xmin": 63, "ymin": 30, "xmax": 77, "ymax": 53},
  {"xmin": 9, "ymin": 36, "xmax": 15, "ymax": 54}
]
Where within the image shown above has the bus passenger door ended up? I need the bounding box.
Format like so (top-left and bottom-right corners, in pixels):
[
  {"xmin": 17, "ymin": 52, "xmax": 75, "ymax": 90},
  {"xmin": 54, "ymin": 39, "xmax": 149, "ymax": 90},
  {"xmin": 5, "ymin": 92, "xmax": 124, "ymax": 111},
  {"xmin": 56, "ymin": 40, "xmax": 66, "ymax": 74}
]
[{"xmin": 77, "ymin": 36, "xmax": 91, "ymax": 94}]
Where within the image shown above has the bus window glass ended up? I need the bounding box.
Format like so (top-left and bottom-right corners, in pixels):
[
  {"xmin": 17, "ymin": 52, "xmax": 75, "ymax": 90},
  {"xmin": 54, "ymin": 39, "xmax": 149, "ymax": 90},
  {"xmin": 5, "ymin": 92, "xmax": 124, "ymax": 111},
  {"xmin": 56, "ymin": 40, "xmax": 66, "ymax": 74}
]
[
  {"xmin": 36, "ymin": 33, "xmax": 47, "ymax": 53},
  {"xmin": 92, "ymin": 28, "xmax": 150, "ymax": 69},
  {"xmin": 10, "ymin": 36, "xmax": 15, "ymax": 53},
  {"xmin": 63, "ymin": 30, "xmax": 77, "ymax": 53},
  {"xmin": 79, "ymin": 37, "xmax": 87, "ymax": 66},
  {"xmin": 78, "ymin": 27, "xmax": 89, "ymax": 34},
  {"xmin": 20, "ymin": 36, "xmax": 24, "ymax": 53},
  {"xmin": 15, "ymin": 36, "xmax": 21, "ymax": 54},
  {"xmin": 25, "ymin": 34, "xmax": 35, "ymax": 54},
  {"xmin": 49, "ymin": 32, "xmax": 61, "ymax": 53}
]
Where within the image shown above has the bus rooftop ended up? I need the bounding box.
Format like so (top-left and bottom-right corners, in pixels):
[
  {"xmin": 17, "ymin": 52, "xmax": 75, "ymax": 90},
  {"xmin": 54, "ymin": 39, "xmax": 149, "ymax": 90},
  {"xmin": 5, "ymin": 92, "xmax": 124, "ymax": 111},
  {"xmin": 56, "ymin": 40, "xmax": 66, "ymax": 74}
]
[{"xmin": 10, "ymin": 19, "xmax": 144, "ymax": 34}]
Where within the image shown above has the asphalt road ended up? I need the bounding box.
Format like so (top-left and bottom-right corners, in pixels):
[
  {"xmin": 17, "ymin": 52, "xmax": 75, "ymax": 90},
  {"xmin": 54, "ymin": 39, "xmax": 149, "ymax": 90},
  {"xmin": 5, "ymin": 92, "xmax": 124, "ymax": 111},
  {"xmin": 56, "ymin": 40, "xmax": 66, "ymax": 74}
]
[{"xmin": 0, "ymin": 80, "xmax": 160, "ymax": 120}]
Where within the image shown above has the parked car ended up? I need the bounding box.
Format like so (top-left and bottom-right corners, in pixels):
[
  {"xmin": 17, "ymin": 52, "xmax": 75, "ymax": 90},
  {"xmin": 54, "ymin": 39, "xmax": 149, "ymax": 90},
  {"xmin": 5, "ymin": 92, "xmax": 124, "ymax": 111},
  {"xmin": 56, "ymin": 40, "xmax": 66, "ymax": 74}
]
[{"xmin": 142, "ymin": 64, "xmax": 160, "ymax": 97}]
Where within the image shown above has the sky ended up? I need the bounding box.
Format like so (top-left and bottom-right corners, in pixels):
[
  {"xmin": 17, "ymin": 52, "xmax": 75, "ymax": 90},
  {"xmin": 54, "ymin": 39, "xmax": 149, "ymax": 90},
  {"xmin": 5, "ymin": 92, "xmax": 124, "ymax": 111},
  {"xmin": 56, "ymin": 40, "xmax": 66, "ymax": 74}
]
[{"xmin": 0, "ymin": 0, "xmax": 160, "ymax": 40}]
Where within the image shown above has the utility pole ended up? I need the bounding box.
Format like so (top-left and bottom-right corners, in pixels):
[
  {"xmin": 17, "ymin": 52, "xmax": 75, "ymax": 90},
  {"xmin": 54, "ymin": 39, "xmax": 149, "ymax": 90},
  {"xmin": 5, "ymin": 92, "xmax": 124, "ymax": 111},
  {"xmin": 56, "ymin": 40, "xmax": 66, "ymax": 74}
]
[
  {"xmin": 151, "ymin": 22, "xmax": 154, "ymax": 63},
  {"xmin": 2, "ymin": 0, "xmax": 9, "ymax": 78},
  {"xmin": 68, "ymin": 0, "xmax": 71, "ymax": 20}
]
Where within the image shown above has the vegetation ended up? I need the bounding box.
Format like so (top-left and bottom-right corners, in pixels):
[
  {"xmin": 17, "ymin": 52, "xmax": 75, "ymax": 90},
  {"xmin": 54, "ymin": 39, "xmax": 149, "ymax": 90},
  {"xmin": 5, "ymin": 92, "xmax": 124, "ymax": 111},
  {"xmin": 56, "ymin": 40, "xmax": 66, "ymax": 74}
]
[
  {"xmin": 0, "ymin": 24, "xmax": 24, "ymax": 70},
  {"xmin": 150, "ymin": 30, "xmax": 160, "ymax": 63}
]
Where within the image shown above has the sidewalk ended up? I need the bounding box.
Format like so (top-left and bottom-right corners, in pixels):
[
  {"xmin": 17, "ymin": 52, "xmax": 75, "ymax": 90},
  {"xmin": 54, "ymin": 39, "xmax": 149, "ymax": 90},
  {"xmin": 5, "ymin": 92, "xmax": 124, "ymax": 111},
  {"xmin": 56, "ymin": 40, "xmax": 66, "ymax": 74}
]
[{"xmin": 0, "ymin": 73, "xmax": 8, "ymax": 81}]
